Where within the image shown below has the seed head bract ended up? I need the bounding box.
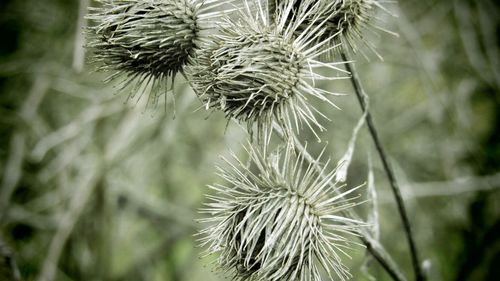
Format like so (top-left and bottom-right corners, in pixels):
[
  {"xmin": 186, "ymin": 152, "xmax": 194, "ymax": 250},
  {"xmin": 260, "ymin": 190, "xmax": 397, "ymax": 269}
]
[{"xmin": 199, "ymin": 143, "xmax": 364, "ymax": 281}]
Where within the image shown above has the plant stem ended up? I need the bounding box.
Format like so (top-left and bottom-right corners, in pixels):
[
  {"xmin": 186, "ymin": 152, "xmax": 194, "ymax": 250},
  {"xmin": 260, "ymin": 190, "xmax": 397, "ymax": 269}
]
[
  {"xmin": 341, "ymin": 50, "xmax": 425, "ymax": 281},
  {"xmin": 359, "ymin": 235, "xmax": 407, "ymax": 281}
]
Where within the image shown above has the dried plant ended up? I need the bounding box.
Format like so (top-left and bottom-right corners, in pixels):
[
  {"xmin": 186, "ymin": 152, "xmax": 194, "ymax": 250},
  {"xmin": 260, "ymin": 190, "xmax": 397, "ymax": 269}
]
[
  {"xmin": 5, "ymin": 0, "xmax": 499, "ymax": 281},
  {"xmin": 271, "ymin": 0, "xmax": 394, "ymax": 59},
  {"xmin": 84, "ymin": 0, "xmax": 421, "ymax": 281},
  {"xmin": 86, "ymin": 0, "xmax": 228, "ymax": 107},
  {"xmin": 199, "ymin": 144, "xmax": 364, "ymax": 281},
  {"xmin": 186, "ymin": 1, "xmax": 348, "ymax": 142}
]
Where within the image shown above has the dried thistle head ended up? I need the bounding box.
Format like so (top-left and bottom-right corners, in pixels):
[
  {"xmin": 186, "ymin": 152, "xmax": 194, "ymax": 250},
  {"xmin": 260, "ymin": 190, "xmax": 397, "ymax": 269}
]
[
  {"xmin": 273, "ymin": 0, "xmax": 393, "ymax": 60},
  {"xmin": 187, "ymin": 1, "xmax": 347, "ymax": 142},
  {"xmin": 87, "ymin": 0, "xmax": 222, "ymax": 106},
  {"xmin": 199, "ymin": 144, "xmax": 364, "ymax": 281}
]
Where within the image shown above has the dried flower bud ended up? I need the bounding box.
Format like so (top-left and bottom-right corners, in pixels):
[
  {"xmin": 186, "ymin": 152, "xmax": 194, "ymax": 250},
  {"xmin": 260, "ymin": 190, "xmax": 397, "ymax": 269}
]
[
  {"xmin": 187, "ymin": 2, "xmax": 348, "ymax": 142},
  {"xmin": 199, "ymin": 144, "xmax": 363, "ymax": 281},
  {"xmin": 273, "ymin": 0, "xmax": 392, "ymax": 60},
  {"xmin": 87, "ymin": 0, "xmax": 224, "ymax": 106}
]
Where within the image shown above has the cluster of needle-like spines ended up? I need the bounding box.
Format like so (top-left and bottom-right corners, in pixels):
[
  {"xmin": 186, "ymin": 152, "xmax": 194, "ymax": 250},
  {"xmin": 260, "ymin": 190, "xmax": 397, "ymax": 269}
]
[
  {"xmin": 86, "ymin": 0, "xmax": 394, "ymax": 280},
  {"xmin": 199, "ymin": 144, "xmax": 363, "ymax": 281}
]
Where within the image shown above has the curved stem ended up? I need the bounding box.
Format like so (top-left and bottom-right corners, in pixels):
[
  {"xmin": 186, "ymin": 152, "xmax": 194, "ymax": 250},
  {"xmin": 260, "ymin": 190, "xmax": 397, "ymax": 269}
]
[
  {"xmin": 341, "ymin": 50, "xmax": 425, "ymax": 281},
  {"xmin": 359, "ymin": 234, "xmax": 408, "ymax": 281}
]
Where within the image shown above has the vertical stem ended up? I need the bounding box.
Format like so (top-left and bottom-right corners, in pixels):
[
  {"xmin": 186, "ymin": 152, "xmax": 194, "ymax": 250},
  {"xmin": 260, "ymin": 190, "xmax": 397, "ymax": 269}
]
[{"xmin": 341, "ymin": 50, "xmax": 425, "ymax": 281}]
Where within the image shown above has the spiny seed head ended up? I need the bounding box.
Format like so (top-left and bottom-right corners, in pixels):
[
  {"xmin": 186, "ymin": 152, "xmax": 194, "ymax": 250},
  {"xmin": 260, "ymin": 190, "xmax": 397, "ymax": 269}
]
[
  {"xmin": 313, "ymin": 0, "xmax": 375, "ymax": 56},
  {"xmin": 87, "ymin": 0, "xmax": 201, "ymax": 105},
  {"xmin": 199, "ymin": 144, "xmax": 364, "ymax": 281},
  {"xmin": 274, "ymin": 0, "xmax": 389, "ymax": 60},
  {"xmin": 187, "ymin": 2, "xmax": 348, "ymax": 142}
]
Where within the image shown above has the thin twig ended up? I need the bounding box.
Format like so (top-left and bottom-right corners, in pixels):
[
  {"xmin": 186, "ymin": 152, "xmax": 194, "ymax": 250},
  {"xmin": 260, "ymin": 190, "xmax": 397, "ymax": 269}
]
[
  {"xmin": 73, "ymin": 0, "xmax": 89, "ymax": 72},
  {"xmin": 341, "ymin": 50, "xmax": 424, "ymax": 281}
]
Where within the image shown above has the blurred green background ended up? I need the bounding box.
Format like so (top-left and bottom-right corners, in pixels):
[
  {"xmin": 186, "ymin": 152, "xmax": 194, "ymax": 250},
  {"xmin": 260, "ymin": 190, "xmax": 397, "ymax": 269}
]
[{"xmin": 0, "ymin": 0, "xmax": 499, "ymax": 280}]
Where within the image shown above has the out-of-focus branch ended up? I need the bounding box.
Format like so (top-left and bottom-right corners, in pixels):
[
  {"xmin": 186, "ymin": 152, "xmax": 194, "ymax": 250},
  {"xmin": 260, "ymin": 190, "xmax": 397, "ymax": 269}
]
[
  {"xmin": 376, "ymin": 172, "xmax": 500, "ymax": 203},
  {"xmin": 0, "ymin": 133, "xmax": 25, "ymax": 223},
  {"xmin": 73, "ymin": 0, "xmax": 90, "ymax": 72},
  {"xmin": 31, "ymin": 102, "xmax": 124, "ymax": 161},
  {"xmin": 0, "ymin": 239, "xmax": 22, "ymax": 281},
  {"xmin": 0, "ymin": 77, "xmax": 50, "ymax": 223},
  {"xmin": 36, "ymin": 167, "xmax": 102, "ymax": 281}
]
